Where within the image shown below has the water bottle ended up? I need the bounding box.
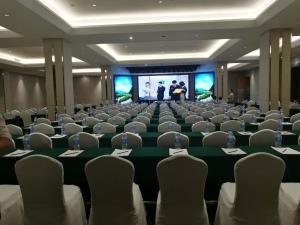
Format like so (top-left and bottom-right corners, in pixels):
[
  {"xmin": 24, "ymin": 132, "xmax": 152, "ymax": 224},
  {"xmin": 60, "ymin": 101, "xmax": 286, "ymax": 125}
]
[
  {"xmin": 73, "ymin": 133, "xmax": 80, "ymax": 150},
  {"xmin": 58, "ymin": 117, "xmax": 63, "ymax": 126},
  {"xmin": 121, "ymin": 132, "xmax": 128, "ymax": 149},
  {"xmin": 29, "ymin": 124, "xmax": 34, "ymax": 133},
  {"xmin": 227, "ymin": 131, "xmax": 235, "ymax": 148},
  {"xmin": 94, "ymin": 124, "xmax": 101, "ymax": 134},
  {"xmin": 252, "ymin": 114, "xmax": 256, "ymax": 123},
  {"xmin": 23, "ymin": 133, "xmax": 31, "ymax": 150},
  {"xmin": 174, "ymin": 132, "xmax": 181, "ymax": 149},
  {"xmin": 205, "ymin": 120, "xmax": 210, "ymax": 133},
  {"xmin": 61, "ymin": 122, "xmax": 65, "ymax": 135},
  {"xmin": 33, "ymin": 116, "xmax": 37, "ymax": 125},
  {"xmin": 132, "ymin": 123, "xmax": 136, "ymax": 133},
  {"xmin": 274, "ymin": 130, "xmax": 282, "ymax": 147},
  {"xmin": 278, "ymin": 118, "xmax": 283, "ymax": 131},
  {"xmin": 240, "ymin": 120, "xmax": 245, "ymax": 132},
  {"xmin": 168, "ymin": 122, "xmax": 173, "ymax": 131}
]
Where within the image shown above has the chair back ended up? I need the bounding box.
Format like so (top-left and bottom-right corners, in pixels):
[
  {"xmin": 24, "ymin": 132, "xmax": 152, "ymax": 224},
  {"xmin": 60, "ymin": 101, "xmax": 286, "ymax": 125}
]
[
  {"xmin": 158, "ymin": 121, "xmax": 181, "ymax": 133},
  {"xmin": 185, "ymin": 115, "xmax": 203, "ymax": 125},
  {"xmin": 7, "ymin": 124, "xmax": 23, "ymax": 136},
  {"xmin": 64, "ymin": 123, "xmax": 83, "ymax": 135},
  {"xmin": 29, "ymin": 133, "xmax": 53, "ymax": 149},
  {"xmin": 33, "ymin": 123, "xmax": 55, "ymax": 135},
  {"xmin": 220, "ymin": 120, "xmax": 243, "ymax": 132},
  {"xmin": 111, "ymin": 132, "xmax": 142, "ymax": 149},
  {"xmin": 202, "ymin": 131, "xmax": 234, "ymax": 148},
  {"xmin": 68, "ymin": 132, "xmax": 99, "ymax": 149},
  {"xmin": 290, "ymin": 113, "xmax": 300, "ymax": 123},
  {"xmin": 249, "ymin": 129, "xmax": 276, "ymax": 147},
  {"xmin": 124, "ymin": 122, "xmax": 147, "ymax": 133},
  {"xmin": 132, "ymin": 116, "xmax": 150, "ymax": 125},
  {"xmin": 93, "ymin": 122, "xmax": 116, "ymax": 134},
  {"xmin": 157, "ymin": 132, "xmax": 189, "ymax": 148},
  {"xmin": 107, "ymin": 116, "xmax": 126, "ymax": 125},
  {"xmin": 258, "ymin": 119, "xmax": 280, "ymax": 131},
  {"xmin": 192, "ymin": 121, "xmax": 216, "ymax": 132}
]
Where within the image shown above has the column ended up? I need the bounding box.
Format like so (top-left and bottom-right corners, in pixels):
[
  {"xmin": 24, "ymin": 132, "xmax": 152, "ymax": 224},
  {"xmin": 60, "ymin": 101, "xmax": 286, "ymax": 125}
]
[
  {"xmin": 100, "ymin": 74, "xmax": 107, "ymax": 105},
  {"xmin": 0, "ymin": 72, "xmax": 5, "ymax": 113},
  {"xmin": 215, "ymin": 63, "xmax": 228, "ymax": 100},
  {"xmin": 258, "ymin": 30, "xmax": 292, "ymax": 114},
  {"xmin": 281, "ymin": 30, "xmax": 292, "ymax": 115},
  {"xmin": 43, "ymin": 39, "xmax": 74, "ymax": 120}
]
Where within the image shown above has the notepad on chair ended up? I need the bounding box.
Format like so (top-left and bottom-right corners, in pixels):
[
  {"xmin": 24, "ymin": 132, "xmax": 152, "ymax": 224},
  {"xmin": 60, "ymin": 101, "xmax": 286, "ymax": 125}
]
[
  {"xmin": 3, "ymin": 150, "xmax": 33, "ymax": 157},
  {"xmin": 169, "ymin": 148, "xmax": 188, "ymax": 156},
  {"xmin": 238, "ymin": 131, "xmax": 253, "ymax": 135},
  {"xmin": 59, "ymin": 150, "xmax": 83, "ymax": 157},
  {"xmin": 271, "ymin": 147, "xmax": 300, "ymax": 155},
  {"xmin": 51, "ymin": 134, "xmax": 67, "ymax": 139},
  {"xmin": 92, "ymin": 134, "xmax": 104, "ymax": 138}
]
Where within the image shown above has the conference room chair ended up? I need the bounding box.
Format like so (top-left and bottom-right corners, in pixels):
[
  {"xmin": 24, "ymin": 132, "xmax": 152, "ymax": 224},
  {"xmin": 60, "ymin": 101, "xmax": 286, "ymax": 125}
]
[
  {"xmin": 57, "ymin": 113, "xmax": 72, "ymax": 119},
  {"xmin": 225, "ymin": 110, "xmax": 240, "ymax": 119},
  {"xmin": 138, "ymin": 112, "xmax": 152, "ymax": 119},
  {"xmin": 195, "ymin": 108, "xmax": 206, "ymax": 115},
  {"xmin": 7, "ymin": 124, "xmax": 23, "ymax": 136},
  {"xmin": 95, "ymin": 113, "xmax": 111, "ymax": 121},
  {"xmin": 35, "ymin": 117, "xmax": 51, "ymax": 125},
  {"xmin": 177, "ymin": 108, "xmax": 187, "ymax": 116},
  {"xmin": 203, "ymin": 131, "xmax": 235, "ymax": 148},
  {"xmin": 159, "ymin": 115, "xmax": 177, "ymax": 124},
  {"xmin": 111, "ymin": 132, "xmax": 143, "ymax": 149},
  {"xmin": 116, "ymin": 112, "xmax": 131, "ymax": 120},
  {"xmin": 214, "ymin": 153, "xmax": 285, "ymax": 225},
  {"xmin": 15, "ymin": 155, "xmax": 87, "ymax": 225},
  {"xmin": 293, "ymin": 120, "xmax": 300, "ymax": 131},
  {"xmin": 85, "ymin": 156, "xmax": 147, "ymax": 225},
  {"xmin": 110, "ymin": 110, "xmax": 120, "ymax": 116},
  {"xmin": 291, "ymin": 113, "xmax": 300, "ymax": 123},
  {"xmin": 133, "ymin": 115, "xmax": 150, "ymax": 125},
  {"xmin": 75, "ymin": 103, "xmax": 84, "ymax": 110},
  {"xmin": 185, "ymin": 115, "xmax": 204, "ymax": 125},
  {"xmin": 33, "ymin": 123, "xmax": 55, "ymax": 135},
  {"xmin": 84, "ymin": 117, "xmax": 101, "ymax": 127},
  {"xmin": 61, "ymin": 117, "xmax": 75, "ymax": 124},
  {"xmin": 238, "ymin": 114, "xmax": 257, "ymax": 123},
  {"xmin": 247, "ymin": 100, "xmax": 256, "ymax": 107},
  {"xmin": 229, "ymin": 106, "xmax": 241, "ymax": 112},
  {"xmin": 128, "ymin": 109, "xmax": 139, "ymax": 117},
  {"xmin": 258, "ymin": 119, "xmax": 280, "ymax": 131},
  {"xmin": 64, "ymin": 123, "xmax": 83, "ymax": 135},
  {"xmin": 201, "ymin": 111, "xmax": 215, "ymax": 120},
  {"xmin": 249, "ymin": 129, "xmax": 276, "ymax": 147},
  {"xmin": 213, "ymin": 107, "xmax": 225, "ymax": 115},
  {"xmin": 107, "ymin": 116, "xmax": 126, "ymax": 126},
  {"xmin": 279, "ymin": 183, "xmax": 300, "ymax": 225},
  {"xmin": 11, "ymin": 109, "xmax": 21, "ymax": 117},
  {"xmin": 220, "ymin": 120, "xmax": 243, "ymax": 132},
  {"xmin": 211, "ymin": 114, "xmax": 230, "ymax": 124},
  {"xmin": 68, "ymin": 132, "xmax": 99, "ymax": 149},
  {"xmin": 264, "ymin": 113, "xmax": 282, "ymax": 121},
  {"xmin": 124, "ymin": 121, "xmax": 147, "ymax": 133},
  {"xmin": 74, "ymin": 113, "xmax": 88, "ymax": 121},
  {"xmin": 157, "ymin": 131, "xmax": 189, "ymax": 148},
  {"xmin": 0, "ymin": 185, "xmax": 23, "ymax": 225},
  {"xmin": 245, "ymin": 106, "xmax": 258, "ymax": 112},
  {"xmin": 21, "ymin": 110, "xmax": 33, "ymax": 127},
  {"xmin": 93, "ymin": 122, "xmax": 116, "ymax": 134},
  {"xmin": 158, "ymin": 121, "xmax": 181, "ymax": 133},
  {"xmin": 245, "ymin": 109, "xmax": 260, "ymax": 116},
  {"xmin": 192, "ymin": 121, "xmax": 216, "ymax": 132},
  {"xmin": 156, "ymin": 155, "xmax": 209, "ymax": 225},
  {"xmin": 28, "ymin": 132, "xmax": 53, "ymax": 149},
  {"xmin": 265, "ymin": 110, "xmax": 280, "ymax": 116}
]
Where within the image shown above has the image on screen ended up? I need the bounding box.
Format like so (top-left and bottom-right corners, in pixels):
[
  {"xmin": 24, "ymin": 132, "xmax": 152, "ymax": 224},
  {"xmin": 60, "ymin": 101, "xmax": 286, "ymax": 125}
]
[
  {"xmin": 194, "ymin": 72, "xmax": 214, "ymax": 101},
  {"xmin": 138, "ymin": 75, "xmax": 189, "ymax": 100},
  {"xmin": 114, "ymin": 75, "xmax": 133, "ymax": 104}
]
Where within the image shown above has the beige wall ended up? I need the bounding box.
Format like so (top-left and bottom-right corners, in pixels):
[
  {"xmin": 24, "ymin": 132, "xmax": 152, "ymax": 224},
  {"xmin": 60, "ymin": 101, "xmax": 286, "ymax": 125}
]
[
  {"xmin": 228, "ymin": 71, "xmax": 251, "ymax": 102},
  {"xmin": 73, "ymin": 76, "xmax": 102, "ymax": 105},
  {"xmin": 0, "ymin": 74, "xmax": 5, "ymax": 113},
  {"xmin": 3, "ymin": 72, "xmax": 46, "ymax": 110}
]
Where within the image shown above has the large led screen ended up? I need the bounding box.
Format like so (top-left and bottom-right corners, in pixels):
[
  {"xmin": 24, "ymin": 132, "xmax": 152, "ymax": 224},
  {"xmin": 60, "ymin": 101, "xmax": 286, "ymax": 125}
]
[
  {"xmin": 194, "ymin": 72, "xmax": 214, "ymax": 101},
  {"xmin": 138, "ymin": 75, "xmax": 189, "ymax": 100},
  {"xmin": 114, "ymin": 75, "xmax": 133, "ymax": 104}
]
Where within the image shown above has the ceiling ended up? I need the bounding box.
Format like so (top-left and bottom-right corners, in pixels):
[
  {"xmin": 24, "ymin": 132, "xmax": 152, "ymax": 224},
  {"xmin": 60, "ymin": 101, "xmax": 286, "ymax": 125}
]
[{"xmin": 0, "ymin": 0, "xmax": 299, "ymax": 71}]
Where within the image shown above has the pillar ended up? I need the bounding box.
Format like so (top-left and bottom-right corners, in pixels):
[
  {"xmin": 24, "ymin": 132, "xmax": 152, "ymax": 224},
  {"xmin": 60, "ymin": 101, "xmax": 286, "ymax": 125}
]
[
  {"xmin": 43, "ymin": 39, "xmax": 74, "ymax": 120},
  {"xmin": 0, "ymin": 72, "xmax": 5, "ymax": 113},
  {"xmin": 215, "ymin": 63, "xmax": 228, "ymax": 100},
  {"xmin": 258, "ymin": 29, "xmax": 292, "ymax": 114},
  {"xmin": 100, "ymin": 66, "xmax": 113, "ymax": 105}
]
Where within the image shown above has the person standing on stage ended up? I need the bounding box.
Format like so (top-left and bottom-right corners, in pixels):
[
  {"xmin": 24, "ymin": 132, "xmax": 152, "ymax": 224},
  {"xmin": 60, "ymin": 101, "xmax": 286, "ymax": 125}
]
[
  {"xmin": 169, "ymin": 80, "xmax": 180, "ymax": 101},
  {"xmin": 157, "ymin": 81, "xmax": 165, "ymax": 101}
]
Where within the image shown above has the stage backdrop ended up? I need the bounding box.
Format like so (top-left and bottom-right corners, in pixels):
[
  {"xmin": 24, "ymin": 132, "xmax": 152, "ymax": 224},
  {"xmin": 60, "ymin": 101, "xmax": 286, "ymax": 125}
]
[
  {"xmin": 138, "ymin": 75, "xmax": 189, "ymax": 100},
  {"xmin": 113, "ymin": 75, "xmax": 133, "ymax": 104},
  {"xmin": 194, "ymin": 72, "xmax": 215, "ymax": 101}
]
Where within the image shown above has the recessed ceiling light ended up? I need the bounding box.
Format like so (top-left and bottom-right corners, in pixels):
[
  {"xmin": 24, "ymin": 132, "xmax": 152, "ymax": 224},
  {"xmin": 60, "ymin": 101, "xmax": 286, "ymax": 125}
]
[
  {"xmin": 92, "ymin": 4, "xmax": 97, "ymax": 7},
  {"xmin": 4, "ymin": 14, "xmax": 10, "ymax": 17},
  {"xmin": 158, "ymin": 0, "xmax": 163, "ymax": 4},
  {"xmin": 194, "ymin": 34, "xmax": 199, "ymax": 38},
  {"xmin": 161, "ymin": 35, "xmax": 167, "ymax": 38},
  {"xmin": 129, "ymin": 36, "xmax": 133, "ymax": 40}
]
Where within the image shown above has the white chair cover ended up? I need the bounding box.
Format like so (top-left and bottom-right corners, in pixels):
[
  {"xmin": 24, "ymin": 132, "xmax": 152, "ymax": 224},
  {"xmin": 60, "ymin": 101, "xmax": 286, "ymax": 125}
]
[
  {"xmin": 84, "ymin": 117, "xmax": 101, "ymax": 127},
  {"xmin": 157, "ymin": 132, "xmax": 189, "ymax": 148},
  {"xmin": 185, "ymin": 115, "xmax": 203, "ymax": 124},
  {"xmin": 211, "ymin": 114, "xmax": 230, "ymax": 124},
  {"xmin": 111, "ymin": 132, "xmax": 142, "ymax": 149},
  {"xmin": 292, "ymin": 120, "xmax": 300, "ymax": 131},
  {"xmin": 202, "ymin": 131, "xmax": 235, "ymax": 148},
  {"xmin": 7, "ymin": 124, "xmax": 23, "ymax": 136},
  {"xmin": 258, "ymin": 119, "xmax": 280, "ymax": 131},
  {"xmin": 290, "ymin": 113, "xmax": 300, "ymax": 123},
  {"xmin": 62, "ymin": 117, "xmax": 75, "ymax": 124},
  {"xmin": 238, "ymin": 114, "xmax": 256, "ymax": 123},
  {"xmin": 95, "ymin": 113, "xmax": 111, "ymax": 121},
  {"xmin": 214, "ymin": 153, "xmax": 285, "ymax": 225},
  {"xmin": 85, "ymin": 156, "xmax": 147, "ymax": 225},
  {"xmin": 201, "ymin": 111, "xmax": 215, "ymax": 119},
  {"xmin": 156, "ymin": 155, "xmax": 209, "ymax": 225},
  {"xmin": 15, "ymin": 155, "xmax": 87, "ymax": 225},
  {"xmin": 249, "ymin": 129, "xmax": 276, "ymax": 147},
  {"xmin": 265, "ymin": 113, "xmax": 281, "ymax": 121},
  {"xmin": 124, "ymin": 122, "xmax": 147, "ymax": 133},
  {"xmin": 158, "ymin": 121, "xmax": 181, "ymax": 133},
  {"xmin": 107, "ymin": 116, "xmax": 126, "ymax": 125},
  {"xmin": 192, "ymin": 121, "xmax": 216, "ymax": 132},
  {"xmin": 159, "ymin": 116, "xmax": 177, "ymax": 124},
  {"xmin": 133, "ymin": 116, "xmax": 151, "ymax": 125},
  {"xmin": 68, "ymin": 132, "xmax": 99, "ymax": 149},
  {"xmin": 64, "ymin": 123, "xmax": 83, "ymax": 135},
  {"xmin": 220, "ymin": 120, "xmax": 243, "ymax": 132},
  {"xmin": 36, "ymin": 118, "xmax": 51, "ymax": 125},
  {"xmin": 33, "ymin": 123, "xmax": 55, "ymax": 135},
  {"xmin": 93, "ymin": 122, "xmax": 116, "ymax": 134},
  {"xmin": 29, "ymin": 132, "xmax": 53, "ymax": 149}
]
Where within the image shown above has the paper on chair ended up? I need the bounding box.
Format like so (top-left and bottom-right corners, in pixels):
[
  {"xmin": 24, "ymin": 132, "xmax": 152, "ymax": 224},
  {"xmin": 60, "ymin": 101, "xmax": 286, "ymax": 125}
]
[
  {"xmin": 222, "ymin": 148, "xmax": 246, "ymax": 155},
  {"xmin": 111, "ymin": 149, "xmax": 132, "ymax": 156},
  {"xmin": 238, "ymin": 131, "xmax": 253, "ymax": 135},
  {"xmin": 169, "ymin": 148, "xmax": 188, "ymax": 156},
  {"xmin": 92, "ymin": 134, "xmax": 104, "ymax": 138},
  {"xmin": 282, "ymin": 122, "xmax": 292, "ymax": 125},
  {"xmin": 51, "ymin": 134, "xmax": 67, "ymax": 139},
  {"xmin": 271, "ymin": 147, "xmax": 300, "ymax": 155},
  {"xmin": 59, "ymin": 150, "xmax": 83, "ymax": 157},
  {"xmin": 3, "ymin": 150, "xmax": 33, "ymax": 157}
]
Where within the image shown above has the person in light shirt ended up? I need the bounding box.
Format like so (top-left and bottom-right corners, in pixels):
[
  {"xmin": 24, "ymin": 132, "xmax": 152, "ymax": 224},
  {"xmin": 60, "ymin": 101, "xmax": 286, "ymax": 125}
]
[{"xmin": 0, "ymin": 114, "xmax": 13, "ymax": 149}]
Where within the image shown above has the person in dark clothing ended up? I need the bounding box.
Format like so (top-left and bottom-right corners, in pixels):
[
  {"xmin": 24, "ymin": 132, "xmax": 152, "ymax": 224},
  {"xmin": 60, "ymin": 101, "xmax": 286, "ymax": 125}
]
[
  {"xmin": 157, "ymin": 81, "xmax": 165, "ymax": 101},
  {"xmin": 169, "ymin": 80, "xmax": 180, "ymax": 101},
  {"xmin": 179, "ymin": 81, "xmax": 187, "ymax": 99}
]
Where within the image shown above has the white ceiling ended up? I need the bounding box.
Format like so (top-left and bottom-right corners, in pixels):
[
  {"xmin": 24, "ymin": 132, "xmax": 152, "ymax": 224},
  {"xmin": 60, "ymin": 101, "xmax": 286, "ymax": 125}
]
[{"xmin": 0, "ymin": 0, "xmax": 299, "ymax": 71}]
